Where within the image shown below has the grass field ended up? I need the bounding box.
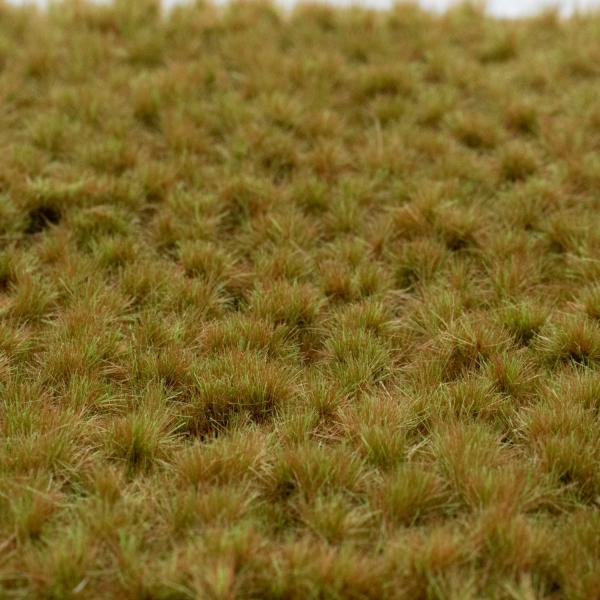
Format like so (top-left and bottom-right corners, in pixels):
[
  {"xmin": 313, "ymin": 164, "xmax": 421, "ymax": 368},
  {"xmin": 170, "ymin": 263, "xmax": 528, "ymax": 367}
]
[{"xmin": 0, "ymin": 1, "xmax": 599, "ymax": 597}]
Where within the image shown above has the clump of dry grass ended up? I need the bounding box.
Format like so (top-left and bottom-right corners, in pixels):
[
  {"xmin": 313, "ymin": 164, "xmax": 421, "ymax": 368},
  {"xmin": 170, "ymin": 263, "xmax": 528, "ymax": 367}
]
[{"xmin": 0, "ymin": 0, "xmax": 599, "ymax": 597}]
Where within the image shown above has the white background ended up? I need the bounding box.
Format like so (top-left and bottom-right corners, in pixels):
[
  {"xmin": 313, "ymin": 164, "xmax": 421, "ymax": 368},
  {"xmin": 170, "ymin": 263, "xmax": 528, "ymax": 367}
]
[{"xmin": 5, "ymin": 0, "xmax": 600, "ymax": 18}]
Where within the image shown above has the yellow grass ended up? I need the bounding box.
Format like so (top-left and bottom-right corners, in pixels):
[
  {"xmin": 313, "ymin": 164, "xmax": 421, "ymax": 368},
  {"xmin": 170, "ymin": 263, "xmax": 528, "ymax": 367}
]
[{"xmin": 0, "ymin": 1, "xmax": 599, "ymax": 597}]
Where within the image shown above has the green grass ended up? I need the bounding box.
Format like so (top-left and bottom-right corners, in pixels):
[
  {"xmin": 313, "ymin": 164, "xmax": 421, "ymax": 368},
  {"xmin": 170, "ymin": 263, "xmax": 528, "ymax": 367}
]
[{"xmin": 0, "ymin": 0, "xmax": 599, "ymax": 597}]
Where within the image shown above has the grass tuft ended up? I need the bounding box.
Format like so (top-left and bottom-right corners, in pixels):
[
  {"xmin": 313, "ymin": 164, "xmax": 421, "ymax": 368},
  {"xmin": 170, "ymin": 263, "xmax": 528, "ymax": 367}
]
[{"xmin": 0, "ymin": 2, "xmax": 598, "ymax": 596}]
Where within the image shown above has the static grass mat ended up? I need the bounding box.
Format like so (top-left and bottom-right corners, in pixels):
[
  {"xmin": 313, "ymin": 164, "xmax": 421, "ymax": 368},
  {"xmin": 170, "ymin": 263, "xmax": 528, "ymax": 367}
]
[{"xmin": 0, "ymin": 1, "xmax": 599, "ymax": 598}]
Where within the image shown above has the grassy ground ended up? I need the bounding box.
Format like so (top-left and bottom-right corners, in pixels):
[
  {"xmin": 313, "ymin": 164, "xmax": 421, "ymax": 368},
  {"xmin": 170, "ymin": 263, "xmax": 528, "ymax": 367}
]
[{"xmin": 0, "ymin": 0, "xmax": 599, "ymax": 597}]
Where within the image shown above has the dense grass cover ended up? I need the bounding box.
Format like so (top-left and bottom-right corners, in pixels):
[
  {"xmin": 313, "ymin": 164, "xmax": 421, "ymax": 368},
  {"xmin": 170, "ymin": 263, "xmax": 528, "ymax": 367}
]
[{"xmin": 0, "ymin": 0, "xmax": 599, "ymax": 597}]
